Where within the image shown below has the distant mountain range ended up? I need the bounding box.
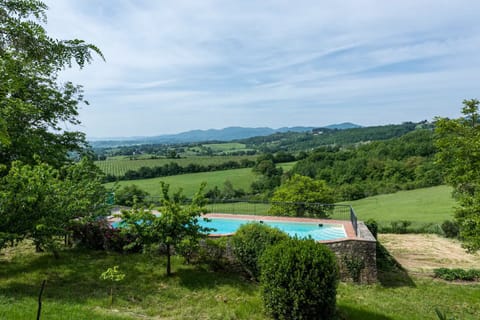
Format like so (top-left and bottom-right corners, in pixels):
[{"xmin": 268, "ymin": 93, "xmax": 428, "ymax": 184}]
[{"xmin": 89, "ymin": 122, "xmax": 362, "ymax": 148}]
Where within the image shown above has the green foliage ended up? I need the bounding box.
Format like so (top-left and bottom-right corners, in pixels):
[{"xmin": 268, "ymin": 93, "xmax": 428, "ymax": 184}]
[
  {"xmin": 251, "ymin": 155, "xmax": 283, "ymax": 196},
  {"xmin": 100, "ymin": 265, "xmax": 126, "ymax": 282},
  {"xmin": 120, "ymin": 182, "xmax": 211, "ymax": 275},
  {"xmin": 0, "ymin": 159, "xmax": 107, "ymax": 254},
  {"xmin": 259, "ymin": 238, "xmax": 339, "ymax": 320},
  {"xmin": 100, "ymin": 265, "xmax": 125, "ymax": 307},
  {"xmin": 387, "ymin": 220, "xmax": 412, "ymax": 234},
  {"xmin": 196, "ymin": 237, "xmax": 230, "ymax": 271},
  {"xmin": 441, "ymin": 220, "xmax": 460, "ymax": 238},
  {"xmin": 231, "ymin": 223, "xmax": 289, "ymax": 280},
  {"xmin": 269, "ymin": 174, "xmax": 334, "ymax": 217},
  {"xmin": 114, "ymin": 184, "xmax": 150, "ymax": 206},
  {"xmin": 343, "ymin": 255, "xmax": 366, "ymax": 283},
  {"xmin": 435, "ymin": 99, "xmax": 480, "ymax": 251},
  {"xmin": 1, "ymin": 244, "xmax": 480, "ymax": 319},
  {"xmin": 291, "ymin": 129, "xmax": 440, "ymax": 201},
  {"xmin": 0, "ymin": 0, "xmax": 103, "ymax": 169},
  {"xmin": 435, "ymin": 308, "xmax": 457, "ymax": 320},
  {"xmin": 433, "ymin": 268, "xmax": 480, "ymax": 281}
]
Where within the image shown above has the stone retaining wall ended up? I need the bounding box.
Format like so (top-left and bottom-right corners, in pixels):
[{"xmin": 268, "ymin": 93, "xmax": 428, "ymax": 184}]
[{"xmin": 202, "ymin": 221, "xmax": 377, "ymax": 284}]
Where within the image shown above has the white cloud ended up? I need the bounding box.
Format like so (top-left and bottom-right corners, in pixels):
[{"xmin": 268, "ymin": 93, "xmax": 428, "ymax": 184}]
[{"xmin": 42, "ymin": 0, "xmax": 480, "ymax": 137}]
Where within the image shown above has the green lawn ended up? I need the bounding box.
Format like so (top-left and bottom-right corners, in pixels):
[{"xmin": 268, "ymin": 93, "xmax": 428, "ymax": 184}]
[
  {"xmin": 0, "ymin": 244, "xmax": 478, "ymax": 319},
  {"xmin": 105, "ymin": 162, "xmax": 295, "ymax": 198},
  {"xmin": 344, "ymin": 185, "xmax": 455, "ymax": 225}
]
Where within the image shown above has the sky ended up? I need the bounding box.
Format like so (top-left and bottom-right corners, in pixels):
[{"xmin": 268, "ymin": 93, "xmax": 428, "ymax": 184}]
[{"xmin": 43, "ymin": 0, "xmax": 480, "ymax": 138}]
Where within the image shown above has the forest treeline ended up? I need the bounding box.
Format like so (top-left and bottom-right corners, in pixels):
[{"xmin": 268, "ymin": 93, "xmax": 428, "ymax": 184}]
[
  {"xmin": 290, "ymin": 129, "xmax": 441, "ymax": 200},
  {"xmin": 241, "ymin": 122, "xmax": 422, "ymax": 152}
]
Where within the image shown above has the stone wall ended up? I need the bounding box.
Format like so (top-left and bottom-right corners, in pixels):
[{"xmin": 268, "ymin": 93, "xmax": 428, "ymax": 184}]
[
  {"xmin": 202, "ymin": 221, "xmax": 377, "ymax": 284},
  {"xmin": 324, "ymin": 222, "xmax": 377, "ymax": 284}
]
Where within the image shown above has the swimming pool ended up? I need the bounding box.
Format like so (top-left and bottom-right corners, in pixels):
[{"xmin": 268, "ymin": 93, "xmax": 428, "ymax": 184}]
[{"xmin": 199, "ymin": 216, "xmax": 347, "ymax": 241}]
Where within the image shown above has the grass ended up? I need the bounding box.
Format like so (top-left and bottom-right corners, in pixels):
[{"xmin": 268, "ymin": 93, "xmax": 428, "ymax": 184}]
[
  {"xmin": 95, "ymin": 155, "xmax": 257, "ymax": 177},
  {"xmin": 203, "ymin": 142, "xmax": 249, "ymax": 152},
  {"xmin": 105, "ymin": 162, "xmax": 296, "ymax": 198},
  {"xmin": 1, "ymin": 242, "xmax": 479, "ymax": 319},
  {"xmin": 105, "ymin": 168, "xmax": 255, "ymax": 198},
  {"xmin": 344, "ymin": 185, "xmax": 455, "ymax": 225}
]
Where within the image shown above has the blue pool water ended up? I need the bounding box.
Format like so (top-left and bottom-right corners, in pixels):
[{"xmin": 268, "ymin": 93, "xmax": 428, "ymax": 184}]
[{"xmin": 199, "ymin": 217, "xmax": 346, "ymax": 241}]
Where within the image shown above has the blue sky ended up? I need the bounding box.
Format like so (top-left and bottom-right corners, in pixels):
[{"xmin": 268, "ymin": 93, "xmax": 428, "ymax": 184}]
[{"xmin": 44, "ymin": 0, "xmax": 480, "ymax": 138}]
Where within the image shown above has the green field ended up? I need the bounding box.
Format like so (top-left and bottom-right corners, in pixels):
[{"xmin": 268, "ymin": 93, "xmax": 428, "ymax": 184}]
[
  {"xmin": 1, "ymin": 243, "xmax": 478, "ymax": 319},
  {"xmin": 95, "ymin": 155, "xmax": 257, "ymax": 177},
  {"xmin": 203, "ymin": 142, "xmax": 250, "ymax": 152},
  {"xmin": 345, "ymin": 185, "xmax": 455, "ymax": 224},
  {"xmin": 105, "ymin": 162, "xmax": 296, "ymax": 197},
  {"xmin": 105, "ymin": 167, "xmax": 256, "ymax": 197}
]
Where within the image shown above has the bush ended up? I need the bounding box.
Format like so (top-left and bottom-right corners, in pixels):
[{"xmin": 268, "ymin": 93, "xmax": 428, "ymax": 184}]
[
  {"xmin": 441, "ymin": 220, "xmax": 460, "ymax": 238},
  {"xmin": 196, "ymin": 237, "xmax": 230, "ymax": 271},
  {"xmin": 69, "ymin": 220, "xmax": 141, "ymax": 253},
  {"xmin": 259, "ymin": 238, "xmax": 339, "ymax": 320},
  {"xmin": 433, "ymin": 268, "xmax": 480, "ymax": 281},
  {"xmin": 231, "ymin": 223, "xmax": 289, "ymax": 280}
]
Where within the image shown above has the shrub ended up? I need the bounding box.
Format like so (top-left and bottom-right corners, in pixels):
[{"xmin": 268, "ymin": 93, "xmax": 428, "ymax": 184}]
[
  {"xmin": 343, "ymin": 255, "xmax": 365, "ymax": 283},
  {"xmin": 231, "ymin": 223, "xmax": 289, "ymax": 280},
  {"xmin": 433, "ymin": 268, "xmax": 480, "ymax": 281},
  {"xmin": 259, "ymin": 238, "xmax": 339, "ymax": 320},
  {"xmin": 69, "ymin": 220, "xmax": 141, "ymax": 253},
  {"xmin": 196, "ymin": 237, "xmax": 230, "ymax": 271},
  {"xmin": 441, "ymin": 220, "xmax": 460, "ymax": 238}
]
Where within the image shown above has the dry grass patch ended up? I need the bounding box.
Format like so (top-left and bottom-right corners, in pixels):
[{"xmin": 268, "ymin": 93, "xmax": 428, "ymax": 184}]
[{"xmin": 379, "ymin": 234, "xmax": 480, "ymax": 275}]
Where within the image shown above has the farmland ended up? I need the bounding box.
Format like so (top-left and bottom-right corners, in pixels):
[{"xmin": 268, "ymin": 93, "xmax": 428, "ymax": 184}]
[
  {"xmin": 104, "ymin": 162, "xmax": 296, "ymax": 198},
  {"xmin": 95, "ymin": 155, "xmax": 257, "ymax": 177}
]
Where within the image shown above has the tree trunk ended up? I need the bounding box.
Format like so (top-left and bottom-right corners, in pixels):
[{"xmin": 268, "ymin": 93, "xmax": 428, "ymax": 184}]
[{"xmin": 166, "ymin": 244, "xmax": 171, "ymax": 276}]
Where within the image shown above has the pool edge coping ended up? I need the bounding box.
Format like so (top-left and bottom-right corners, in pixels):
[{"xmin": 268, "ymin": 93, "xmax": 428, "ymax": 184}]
[{"xmin": 202, "ymin": 213, "xmax": 358, "ymax": 242}]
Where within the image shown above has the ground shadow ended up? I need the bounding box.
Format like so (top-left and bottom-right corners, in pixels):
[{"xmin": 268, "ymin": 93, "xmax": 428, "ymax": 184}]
[
  {"xmin": 337, "ymin": 305, "xmax": 393, "ymax": 320},
  {"xmin": 176, "ymin": 265, "xmax": 257, "ymax": 294},
  {"xmin": 376, "ymin": 242, "xmax": 415, "ymax": 288},
  {"xmin": 1, "ymin": 246, "xmax": 258, "ymax": 304}
]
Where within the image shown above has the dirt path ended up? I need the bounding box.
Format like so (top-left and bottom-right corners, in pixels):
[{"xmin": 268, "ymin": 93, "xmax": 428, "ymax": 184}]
[{"xmin": 379, "ymin": 234, "xmax": 480, "ymax": 274}]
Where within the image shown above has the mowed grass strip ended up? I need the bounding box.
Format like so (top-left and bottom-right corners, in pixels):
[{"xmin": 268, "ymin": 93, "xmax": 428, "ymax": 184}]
[
  {"xmin": 344, "ymin": 185, "xmax": 455, "ymax": 224},
  {"xmin": 0, "ymin": 243, "xmax": 479, "ymax": 320}
]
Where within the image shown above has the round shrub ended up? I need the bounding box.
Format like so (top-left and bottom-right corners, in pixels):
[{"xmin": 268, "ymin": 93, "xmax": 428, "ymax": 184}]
[
  {"xmin": 441, "ymin": 220, "xmax": 459, "ymax": 238},
  {"xmin": 231, "ymin": 222, "xmax": 289, "ymax": 280},
  {"xmin": 259, "ymin": 238, "xmax": 339, "ymax": 320}
]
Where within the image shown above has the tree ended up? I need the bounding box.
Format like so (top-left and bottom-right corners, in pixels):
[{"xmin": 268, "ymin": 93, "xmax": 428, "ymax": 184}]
[
  {"xmin": 115, "ymin": 185, "xmax": 151, "ymax": 206},
  {"xmin": 269, "ymin": 174, "xmax": 334, "ymax": 217},
  {"xmin": 0, "ymin": 158, "xmax": 107, "ymax": 256},
  {"xmin": 120, "ymin": 182, "xmax": 211, "ymax": 276},
  {"xmin": 435, "ymin": 99, "xmax": 480, "ymax": 251},
  {"xmin": 251, "ymin": 155, "xmax": 283, "ymax": 196},
  {"xmin": 0, "ymin": 0, "xmax": 105, "ymax": 253},
  {"xmin": 0, "ymin": 0, "xmax": 104, "ymax": 169}
]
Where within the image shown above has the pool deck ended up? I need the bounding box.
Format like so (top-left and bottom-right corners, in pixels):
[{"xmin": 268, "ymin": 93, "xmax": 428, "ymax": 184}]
[{"xmin": 203, "ymin": 213, "xmax": 357, "ymax": 242}]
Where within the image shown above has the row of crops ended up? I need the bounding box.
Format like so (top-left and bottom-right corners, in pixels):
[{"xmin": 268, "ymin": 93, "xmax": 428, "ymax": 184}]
[{"xmin": 95, "ymin": 155, "xmax": 258, "ymax": 177}]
